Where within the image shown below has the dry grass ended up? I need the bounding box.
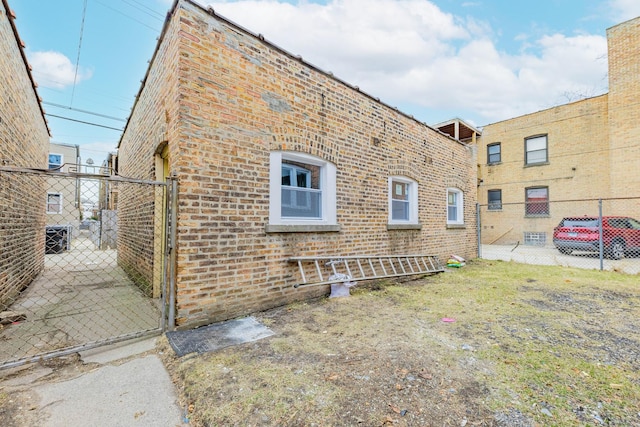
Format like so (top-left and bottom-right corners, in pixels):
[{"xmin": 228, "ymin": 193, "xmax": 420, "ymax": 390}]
[{"xmin": 162, "ymin": 259, "xmax": 640, "ymax": 426}]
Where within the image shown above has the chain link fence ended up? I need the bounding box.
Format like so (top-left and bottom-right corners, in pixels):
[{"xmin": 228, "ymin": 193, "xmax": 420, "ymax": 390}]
[
  {"xmin": 478, "ymin": 197, "xmax": 640, "ymax": 274},
  {"xmin": 0, "ymin": 167, "xmax": 171, "ymax": 369}
]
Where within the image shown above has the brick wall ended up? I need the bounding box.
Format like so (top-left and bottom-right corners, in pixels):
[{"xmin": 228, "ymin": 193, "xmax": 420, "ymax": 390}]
[
  {"xmin": 0, "ymin": 0, "xmax": 50, "ymax": 308},
  {"xmin": 479, "ymin": 95, "xmax": 610, "ymax": 244},
  {"xmin": 607, "ymin": 16, "xmax": 640, "ymax": 213},
  {"xmin": 119, "ymin": 0, "xmax": 477, "ymax": 328},
  {"xmin": 478, "ymin": 15, "xmax": 640, "ymax": 245},
  {"xmin": 117, "ymin": 7, "xmax": 181, "ymax": 296}
]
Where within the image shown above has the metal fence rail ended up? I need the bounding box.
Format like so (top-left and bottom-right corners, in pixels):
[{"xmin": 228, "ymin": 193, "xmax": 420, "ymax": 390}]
[
  {"xmin": 477, "ymin": 197, "xmax": 640, "ymax": 274},
  {"xmin": 0, "ymin": 167, "xmax": 172, "ymax": 369}
]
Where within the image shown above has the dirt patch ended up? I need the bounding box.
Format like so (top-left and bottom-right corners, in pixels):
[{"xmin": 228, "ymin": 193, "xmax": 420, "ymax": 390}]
[{"xmin": 164, "ymin": 260, "xmax": 640, "ymax": 426}]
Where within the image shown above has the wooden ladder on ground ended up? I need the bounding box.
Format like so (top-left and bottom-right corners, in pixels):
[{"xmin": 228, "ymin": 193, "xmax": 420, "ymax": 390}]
[{"xmin": 289, "ymin": 254, "xmax": 444, "ymax": 288}]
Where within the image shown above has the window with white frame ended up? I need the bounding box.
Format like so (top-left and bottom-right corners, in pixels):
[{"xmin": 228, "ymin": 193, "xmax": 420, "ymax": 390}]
[
  {"xmin": 525, "ymin": 135, "xmax": 548, "ymax": 165},
  {"xmin": 281, "ymin": 163, "xmax": 316, "ymax": 216},
  {"xmin": 446, "ymin": 188, "xmax": 464, "ymax": 225},
  {"xmin": 49, "ymin": 153, "xmax": 63, "ymax": 170},
  {"xmin": 388, "ymin": 176, "xmax": 418, "ymax": 224},
  {"xmin": 47, "ymin": 193, "xmax": 62, "ymax": 214},
  {"xmin": 269, "ymin": 152, "xmax": 336, "ymax": 226}
]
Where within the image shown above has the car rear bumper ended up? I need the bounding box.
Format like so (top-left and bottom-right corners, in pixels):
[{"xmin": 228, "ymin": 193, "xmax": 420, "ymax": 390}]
[{"xmin": 553, "ymin": 239, "xmax": 601, "ymax": 252}]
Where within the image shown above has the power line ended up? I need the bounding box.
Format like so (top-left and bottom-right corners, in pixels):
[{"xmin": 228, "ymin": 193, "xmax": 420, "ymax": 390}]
[
  {"xmin": 42, "ymin": 101, "xmax": 126, "ymax": 122},
  {"xmin": 119, "ymin": 0, "xmax": 165, "ymax": 21},
  {"xmin": 94, "ymin": 0, "xmax": 162, "ymax": 32},
  {"xmin": 71, "ymin": 0, "xmax": 88, "ymax": 105},
  {"xmin": 45, "ymin": 113, "xmax": 124, "ymax": 131}
]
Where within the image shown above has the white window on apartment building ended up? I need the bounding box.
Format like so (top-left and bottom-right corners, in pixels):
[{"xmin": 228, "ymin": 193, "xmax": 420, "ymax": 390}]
[
  {"xmin": 47, "ymin": 193, "xmax": 62, "ymax": 214},
  {"xmin": 269, "ymin": 152, "xmax": 336, "ymax": 226},
  {"xmin": 447, "ymin": 188, "xmax": 464, "ymax": 225},
  {"xmin": 525, "ymin": 135, "xmax": 548, "ymax": 165},
  {"xmin": 388, "ymin": 177, "xmax": 418, "ymax": 224},
  {"xmin": 49, "ymin": 153, "xmax": 63, "ymax": 170}
]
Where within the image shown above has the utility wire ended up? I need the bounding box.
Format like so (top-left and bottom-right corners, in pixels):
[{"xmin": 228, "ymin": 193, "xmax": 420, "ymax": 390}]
[
  {"xmin": 119, "ymin": 0, "xmax": 165, "ymax": 21},
  {"xmin": 42, "ymin": 101, "xmax": 126, "ymax": 122},
  {"xmin": 94, "ymin": 0, "xmax": 162, "ymax": 32},
  {"xmin": 45, "ymin": 113, "xmax": 124, "ymax": 131},
  {"xmin": 71, "ymin": 0, "xmax": 88, "ymax": 105}
]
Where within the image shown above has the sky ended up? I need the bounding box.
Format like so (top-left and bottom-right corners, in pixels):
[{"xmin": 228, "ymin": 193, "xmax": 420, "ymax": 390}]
[{"xmin": 9, "ymin": 0, "xmax": 640, "ymax": 166}]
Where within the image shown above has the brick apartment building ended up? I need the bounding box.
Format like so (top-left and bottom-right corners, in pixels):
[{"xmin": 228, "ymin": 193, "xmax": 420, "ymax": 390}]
[
  {"xmin": 46, "ymin": 142, "xmax": 81, "ymax": 226},
  {"xmin": 0, "ymin": 0, "xmax": 50, "ymax": 308},
  {"xmin": 119, "ymin": 0, "xmax": 478, "ymax": 328},
  {"xmin": 477, "ymin": 16, "xmax": 640, "ymax": 246}
]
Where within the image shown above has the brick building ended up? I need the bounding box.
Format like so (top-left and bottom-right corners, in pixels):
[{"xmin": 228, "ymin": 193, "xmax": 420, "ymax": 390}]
[
  {"xmin": 0, "ymin": 0, "xmax": 50, "ymax": 307},
  {"xmin": 46, "ymin": 142, "xmax": 81, "ymax": 227},
  {"xmin": 477, "ymin": 16, "xmax": 640, "ymax": 246},
  {"xmin": 119, "ymin": 0, "xmax": 477, "ymax": 328}
]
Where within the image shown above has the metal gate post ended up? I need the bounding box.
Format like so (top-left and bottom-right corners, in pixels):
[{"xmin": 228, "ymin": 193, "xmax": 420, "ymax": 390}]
[
  {"xmin": 476, "ymin": 203, "xmax": 482, "ymax": 258},
  {"xmin": 161, "ymin": 182, "xmax": 169, "ymax": 332},
  {"xmin": 167, "ymin": 175, "xmax": 178, "ymax": 330}
]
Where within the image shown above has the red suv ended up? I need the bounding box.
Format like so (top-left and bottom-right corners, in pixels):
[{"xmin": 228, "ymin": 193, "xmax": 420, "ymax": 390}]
[{"xmin": 553, "ymin": 216, "xmax": 640, "ymax": 259}]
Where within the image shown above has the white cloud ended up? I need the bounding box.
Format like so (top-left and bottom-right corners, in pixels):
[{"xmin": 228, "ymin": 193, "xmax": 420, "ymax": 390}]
[
  {"xmin": 204, "ymin": 0, "xmax": 609, "ymax": 124},
  {"xmin": 28, "ymin": 51, "xmax": 92, "ymax": 89},
  {"xmin": 608, "ymin": 0, "xmax": 640, "ymax": 22}
]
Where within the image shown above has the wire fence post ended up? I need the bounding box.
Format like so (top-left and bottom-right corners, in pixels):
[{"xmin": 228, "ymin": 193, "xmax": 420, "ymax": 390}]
[
  {"xmin": 476, "ymin": 203, "xmax": 482, "ymax": 259},
  {"xmin": 598, "ymin": 199, "xmax": 604, "ymax": 271}
]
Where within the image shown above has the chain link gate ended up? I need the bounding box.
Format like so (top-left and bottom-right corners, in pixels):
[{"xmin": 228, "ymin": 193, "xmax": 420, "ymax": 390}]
[{"xmin": 0, "ymin": 166, "xmax": 175, "ymax": 369}]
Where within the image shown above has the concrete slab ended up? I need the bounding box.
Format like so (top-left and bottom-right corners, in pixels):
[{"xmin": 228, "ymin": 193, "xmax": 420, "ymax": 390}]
[
  {"xmin": 81, "ymin": 336, "xmax": 158, "ymax": 365},
  {"xmin": 34, "ymin": 355, "xmax": 185, "ymax": 427},
  {"xmin": 0, "ymin": 366, "xmax": 53, "ymax": 387},
  {"xmin": 166, "ymin": 316, "xmax": 275, "ymax": 357}
]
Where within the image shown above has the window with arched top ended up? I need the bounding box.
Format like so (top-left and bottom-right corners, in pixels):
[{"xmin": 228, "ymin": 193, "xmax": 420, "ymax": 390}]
[
  {"xmin": 446, "ymin": 188, "xmax": 464, "ymax": 225},
  {"xmin": 269, "ymin": 151, "xmax": 337, "ymax": 228},
  {"xmin": 388, "ymin": 176, "xmax": 418, "ymax": 224}
]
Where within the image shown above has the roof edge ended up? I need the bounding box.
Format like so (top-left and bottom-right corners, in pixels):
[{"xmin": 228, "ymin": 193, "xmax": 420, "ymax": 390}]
[
  {"xmin": 120, "ymin": 0, "xmax": 470, "ymax": 148},
  {"xmin": 481, "ymin": 93, "xmax": 608, "ymax": 128},
  {"xmin": 2, "ymin": 0, "xmax": 50, "ymax": 136}
]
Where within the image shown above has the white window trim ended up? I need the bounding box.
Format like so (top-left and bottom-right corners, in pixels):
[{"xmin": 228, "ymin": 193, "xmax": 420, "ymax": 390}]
[
  {"xmin": 446, "ymin": 188, "xmax": 464, "ymax": 225},
  {"xmin": 388, "ymin": 176, "xmax": 419, "ymax": 225},
  {"xmin": 47, "ymin": 192, "xmax": 63, "ymax": 214},
  {"xmin": 49, "ymin": 153, "xmax": 64, "ymax": 171},
  {"xmin": 269, "ymin": 151, "xmax": 337, "ymax": 226}
]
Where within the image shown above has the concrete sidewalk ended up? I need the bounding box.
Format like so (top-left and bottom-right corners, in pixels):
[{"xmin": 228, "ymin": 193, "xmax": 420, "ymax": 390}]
[{"xmin": 0, "ymin": 337, "xmax": 186, "ymax": 426}]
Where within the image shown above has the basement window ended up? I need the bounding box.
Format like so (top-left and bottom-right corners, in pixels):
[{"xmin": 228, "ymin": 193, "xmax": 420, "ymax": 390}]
[{"xmin": 524, "ymin": 232, "xmax": 546, "ymax": 246}]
